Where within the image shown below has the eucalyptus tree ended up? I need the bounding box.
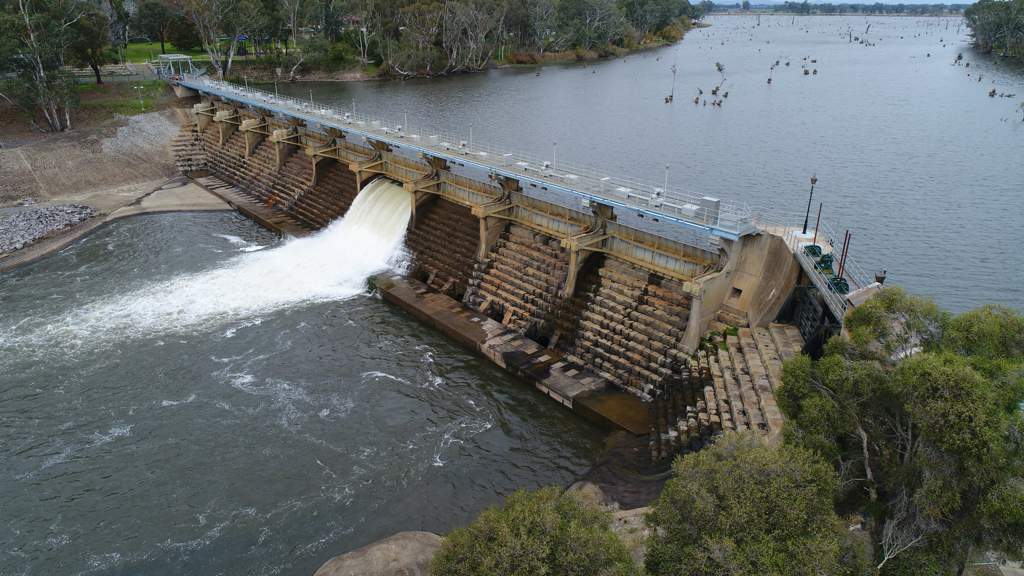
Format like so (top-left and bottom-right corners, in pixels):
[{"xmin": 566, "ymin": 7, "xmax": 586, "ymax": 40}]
[
  {"xmin": 69, "ymin": 6, "xmax": 112, "ymax": 83},
  {"xmin": 556, "ymin": 0, "xmax": 626, "ymax": 51},
  {"xmin": 180, "ymin": 0, "xmax": 264, "ymax": 78},
  {"xmin": 778, "ymin": 289, "xmax": 1024, "ymax": 573},
  {"xmin": 135, "ymin": 0, "xmax": 174, "ymax": 53},
  {"xmin": 620, "ymin": 0, "xmax": 681, "ymax": 37},
  {"xmin": 646, "ymin": 432, "xmax": 873, "ymax": 576},
  {"xmin": 341, "ymin": 0, "xmax": 378, "ymax": 64},
  {"xmin": 965, "ymin": 0, "xmax": 1024, "ymax": 59},
  {"xmin": 0, "ymin": 0, "xmax": 90, "ymax": 130}
]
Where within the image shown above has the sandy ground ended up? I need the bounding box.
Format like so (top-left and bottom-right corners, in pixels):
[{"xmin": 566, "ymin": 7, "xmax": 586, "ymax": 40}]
[{"xmin": 0, "ymin": 109, "xmax": 181, "ymax": 209}]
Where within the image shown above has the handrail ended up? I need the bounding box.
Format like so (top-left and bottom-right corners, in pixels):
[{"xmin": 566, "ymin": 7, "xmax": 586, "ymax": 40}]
[{"xmin": 179, "ymin": 76, "xmax": 756, "ymax": 241}]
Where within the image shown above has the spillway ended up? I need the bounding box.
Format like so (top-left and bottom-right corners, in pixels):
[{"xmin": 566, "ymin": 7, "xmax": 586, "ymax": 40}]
[{"xmin": 3, "ymin": 178, "xmax": 411, "ymax": 352}]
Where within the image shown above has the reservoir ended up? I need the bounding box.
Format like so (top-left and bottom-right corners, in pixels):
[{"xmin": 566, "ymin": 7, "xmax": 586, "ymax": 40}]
[
  {"xmin": 1, "ymin": 13, "xmax": 1021, "ymax": 576},
  {"xmin": 282, "ymin": 14, "xmax": 1024, "ymax": 312}
]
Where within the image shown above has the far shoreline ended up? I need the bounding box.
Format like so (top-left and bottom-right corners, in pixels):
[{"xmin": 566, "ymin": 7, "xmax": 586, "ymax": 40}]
[{"xmin": 225, "ymin": 23, "xmax": 708, "ymax": 85}]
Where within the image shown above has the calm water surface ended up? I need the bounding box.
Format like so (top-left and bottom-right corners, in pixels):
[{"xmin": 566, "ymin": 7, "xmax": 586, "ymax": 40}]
[
  {"xmin": 286, "ymin": 15, "xmax": 1024, "ymax": 312},
  {"xmin": 3, "ymin": 13, "xmax": 1023, "ymax": 576}
]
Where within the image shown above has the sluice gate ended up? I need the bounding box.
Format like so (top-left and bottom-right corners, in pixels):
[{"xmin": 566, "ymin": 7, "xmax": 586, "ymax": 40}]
[{"xmin": 168, "ymin": 76, "xmax": 878, "ymax": 463}]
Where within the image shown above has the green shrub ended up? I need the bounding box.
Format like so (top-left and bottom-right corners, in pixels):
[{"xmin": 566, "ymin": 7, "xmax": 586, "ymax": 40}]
[
  {"xmin": 431, "ymin": 486, "xmax": 638, "ymax": 576},
  {"xmin": 645, "ymin": 433, "xmax": 868, "ymax": 576},
  {"xmin": 299, "ymin": 38, "xmax": 357, "ymax": 72}
]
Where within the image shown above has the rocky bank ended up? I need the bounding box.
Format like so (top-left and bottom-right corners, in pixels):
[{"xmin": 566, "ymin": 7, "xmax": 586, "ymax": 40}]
[{"xmin": 0, "ymin": 204, "xmax": 97, "ymax": 254}]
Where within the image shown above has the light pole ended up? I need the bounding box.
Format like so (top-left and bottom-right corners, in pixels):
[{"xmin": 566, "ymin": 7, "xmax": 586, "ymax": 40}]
[{"xmin": 802, "ymin": 174, "xmax": 818, "ymax": 235}]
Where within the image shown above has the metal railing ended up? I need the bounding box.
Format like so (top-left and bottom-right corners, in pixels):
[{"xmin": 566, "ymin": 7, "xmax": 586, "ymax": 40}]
[
  {"xmin": 752, "ymin": 208, "xmax": 875, "ymax": 321},
  {"xmin": 178, "ymin": 76, "xmax": 755, "ymax": 240},
  {"xmin": 176, "ymin": 76, "xmax": 877, "ymax": 318}
]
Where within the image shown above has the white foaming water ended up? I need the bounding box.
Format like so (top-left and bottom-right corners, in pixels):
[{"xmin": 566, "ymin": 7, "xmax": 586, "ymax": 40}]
[{"xmin": 9, "ymin": 179, "xmax": 411, "ymax": 349}]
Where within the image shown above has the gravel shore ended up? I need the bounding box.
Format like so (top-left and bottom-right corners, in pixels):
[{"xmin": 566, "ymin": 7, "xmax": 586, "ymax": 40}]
[{"xmin": 0, "ymin": 205, "xmax": 97, "ymax": 254}]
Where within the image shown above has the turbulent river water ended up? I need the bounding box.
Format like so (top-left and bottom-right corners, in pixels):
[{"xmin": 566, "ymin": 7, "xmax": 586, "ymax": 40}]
[
  {"xmin": 2, "ymin": 13, "xmax": 1023, "ymax": 576},
  {"xmin": 0, "ymin": 205, "xmax": 602, "ymax": 575}
]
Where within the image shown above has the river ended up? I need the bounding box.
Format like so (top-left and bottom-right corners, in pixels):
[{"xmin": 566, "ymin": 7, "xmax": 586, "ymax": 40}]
[
  {"xmin": 1, "ymin": 13, "xmax": 1022, "ymax": 576},
  {"xmin": 0, "ymin": 212, "xmax": 603, "ymax": 575}
]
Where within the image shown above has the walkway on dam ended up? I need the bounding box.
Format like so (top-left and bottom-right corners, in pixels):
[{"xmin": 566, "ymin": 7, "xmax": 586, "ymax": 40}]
[{"xmin": 176, "ymin": 77, "xmax": 755, "ymax": 241}]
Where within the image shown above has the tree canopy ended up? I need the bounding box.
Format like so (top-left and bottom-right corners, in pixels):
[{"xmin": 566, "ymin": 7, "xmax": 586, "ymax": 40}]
[
  {"xmin": 645, "ymin": 432, "xmax": 872, "ymax": 576},
  {"xmin": 778, "ymin": 288, "xmax": 1024, "ymax": 573},
  {"xmin": 965, "ymin": 0, "xmax": 1024, "ymax": 60},
  {"xmin": 135, "ymin": 0, "xmax": 174, "ymax": 54},
  {"xmin": 0, "ymin": 0, "xmax": 90, "ymax": 131},
  {"xmin": 68, "ymin": 6, "xmax": 111, "ymax": 84}
]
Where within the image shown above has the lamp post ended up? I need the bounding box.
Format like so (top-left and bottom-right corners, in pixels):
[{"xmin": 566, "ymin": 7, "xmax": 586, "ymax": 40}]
[{"xmin": 802, "ymin": 174, "xmax": 818, "ymax": 235}]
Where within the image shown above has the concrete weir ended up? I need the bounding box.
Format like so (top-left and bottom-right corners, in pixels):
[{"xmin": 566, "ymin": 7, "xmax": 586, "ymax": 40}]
[{"xmin": 168, "ymin": 86, "xmax": 850, "ymax": 462}]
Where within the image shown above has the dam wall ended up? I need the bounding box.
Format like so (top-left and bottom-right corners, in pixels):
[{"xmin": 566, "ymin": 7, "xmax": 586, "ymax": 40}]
[{"xmin": 171, "ymin": 98, "xmax": 807, "ymax": 461}]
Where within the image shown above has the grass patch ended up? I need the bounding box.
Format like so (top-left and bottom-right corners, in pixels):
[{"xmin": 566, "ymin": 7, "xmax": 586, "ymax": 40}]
[
  {"xmin": 125, "ymin": 42, "xmax": 206, "ymax": 63},
  {"xmin": 125, "ymin": 41, "xmax": 269, "ymax": 65},
  {"xmin": 76, "ymin": 80, "xmax": 172, "ymax": 116}
]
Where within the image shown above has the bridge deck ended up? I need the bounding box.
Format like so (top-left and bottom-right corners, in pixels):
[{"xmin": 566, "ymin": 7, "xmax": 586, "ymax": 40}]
[{"xmin": 177, "ymin": 77, "xmax": 755, "ymax": 241}]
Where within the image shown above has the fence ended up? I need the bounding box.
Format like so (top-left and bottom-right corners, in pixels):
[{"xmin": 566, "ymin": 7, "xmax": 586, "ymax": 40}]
[{"xmin": 179, "ymin": 76, "xmax": 755, "ymax": 240}]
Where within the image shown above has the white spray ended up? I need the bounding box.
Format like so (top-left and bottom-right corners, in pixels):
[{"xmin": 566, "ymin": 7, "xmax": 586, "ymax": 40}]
[{"xmin": 8, "ymin": 178, "xmax": 412, "ymax": 350}]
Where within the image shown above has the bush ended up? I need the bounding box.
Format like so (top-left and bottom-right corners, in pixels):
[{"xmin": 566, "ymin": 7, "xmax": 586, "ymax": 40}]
[
  {"xmin": 300, "ymin": 38, "xmax": 356, "ymax": 72},
  {"xmin": 431, "ymin": 486, "xmax": 638, "ymax": 576},
  {"xmin": 645, "ymin": 433, "xmax": 869, "ymax": 576}
]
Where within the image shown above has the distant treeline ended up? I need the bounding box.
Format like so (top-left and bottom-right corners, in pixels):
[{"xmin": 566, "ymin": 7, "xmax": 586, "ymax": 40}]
[
  {"xmin": 965, "ymin": 0, "xmax": 1024, "ymax": 58},
  {"xmin": 348, "ymin": 0, "xmax": 703, "ymax": 77},
  {"xmin": 765, "ymin": 1, "xmax": 966, "ymax": 14},
  {"xmin": 701, "ymin": 1, "xmax": 967, "ymax": 14},
  {"xmin": 0, "ymin": 0, "xmax": 708, "ymax": 132}
]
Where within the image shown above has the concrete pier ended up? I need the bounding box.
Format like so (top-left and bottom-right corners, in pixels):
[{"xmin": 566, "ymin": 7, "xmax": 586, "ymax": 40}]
[{"xmin": 376, "ymin": 274, "xmax": 651, "ymax": 435}]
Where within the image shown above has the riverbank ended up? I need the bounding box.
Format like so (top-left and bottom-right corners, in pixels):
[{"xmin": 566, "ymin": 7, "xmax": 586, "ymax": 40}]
[
  {"xmin": 0, "ymin": 105, "xmax": 228, "ymax": 269},
  {"xmin": 312, "ymin": 481, "xmax": 650, "ymax": 576},
  {"xmin": 0, "ymin": 107, "xmax": 180, "ymax": 205},
  {"xmin": 0, "ymin": 177, "xmax": 230, "ymax": 272},
  {"xmin": 225, "ymin": 21, "xmax": 702, "ymax": 83}
]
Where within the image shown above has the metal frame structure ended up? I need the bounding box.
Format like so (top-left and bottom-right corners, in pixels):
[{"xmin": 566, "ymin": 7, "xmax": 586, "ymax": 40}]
[{"xmin": 150, "ymin": 55, "xmax": 203, "ymax": 79}]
